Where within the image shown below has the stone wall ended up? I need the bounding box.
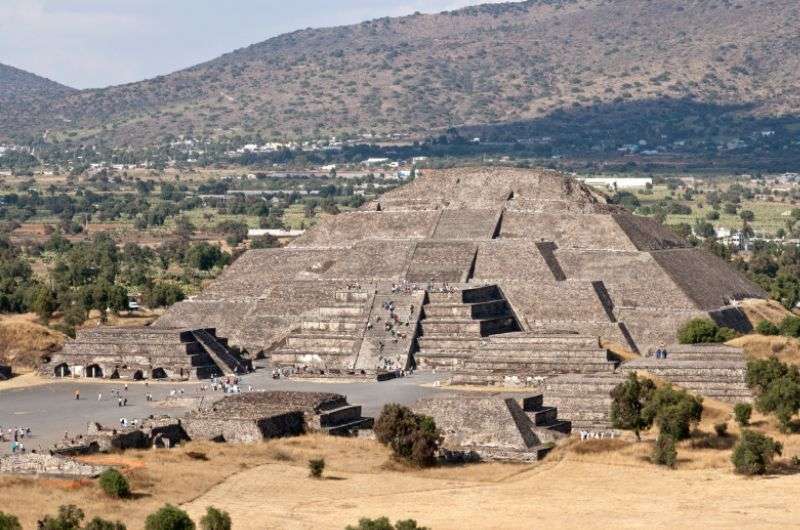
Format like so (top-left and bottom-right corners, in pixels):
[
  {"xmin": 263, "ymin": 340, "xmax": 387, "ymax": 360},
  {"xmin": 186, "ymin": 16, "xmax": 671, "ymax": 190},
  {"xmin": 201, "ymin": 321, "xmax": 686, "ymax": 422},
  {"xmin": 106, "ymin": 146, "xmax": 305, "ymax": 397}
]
[{"xmin": 0, "ymin": 453, "xmax": 107, "ymax": 477}]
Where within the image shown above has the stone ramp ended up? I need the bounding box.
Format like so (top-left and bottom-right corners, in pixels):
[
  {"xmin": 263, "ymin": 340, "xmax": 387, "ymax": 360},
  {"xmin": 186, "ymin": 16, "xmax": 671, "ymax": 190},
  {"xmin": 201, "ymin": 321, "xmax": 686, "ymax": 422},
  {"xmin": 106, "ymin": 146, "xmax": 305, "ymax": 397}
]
[
  {"xmin": 191, "ymin": 329, "xmax": 250, "ymax": 375},
  {"xmin": 354, "ymin": 290, "xmax": 425, "ymax": 371},
  {"xmin": 413, "ymin": 393, "xmax": 570, "ymax": 462},
  {"xmin": 621, "ymin": 344, "xmax": 753, "ymax": 403},
  {"xmin": 431, "ymin": 208, "xmax": 501, "ymax": 240}
]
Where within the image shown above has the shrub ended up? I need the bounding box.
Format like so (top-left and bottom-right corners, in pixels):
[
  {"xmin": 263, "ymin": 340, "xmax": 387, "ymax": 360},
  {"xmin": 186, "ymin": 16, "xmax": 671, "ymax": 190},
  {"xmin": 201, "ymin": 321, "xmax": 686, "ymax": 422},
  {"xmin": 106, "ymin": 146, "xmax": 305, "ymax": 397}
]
[
  {"xmin": 308, "ymin": 458, "xmax": 325, "ymax": 478},
  {"xmin": 85, "ymin": 518, "xmax": 127, "ymax": 530},
  {"xmin": 714, "ymin": 422, "xmax": 728, "ymax": 437},
  {"xmin": 642, "ymin": 386, "xmax": 703, "ymax": 441},
  {"xmin": 0, "ymin": 512, "xmax": 21, "ymax": 530},
  {"xmin": 779, "ymin": 316, "xmax": 800, "ymax": 338},
  {"xmin": 40, "ymin": 505, "xmax": 84, "ymax": 530},
  {"xmin": 199, "ymin": 507, "xmax": 231, "ymax": 530},
  {"xmin": 734, "ymin": 403, "xmax": 752, "ymax": 426},
  {"xmin": 346, "ymin": 517, "xmax": 429, "ymax": 530},
  {"xmin": 746, "ymin": 358, "xmax": 800, "ymax": 431},
  {"xmin": 732, "ymin": 430, "xmax": 782, "ymax": 475},
  {"xmin": 677, "ymin": 318, "xmax": 734, "ymax": 344},
  {"xmin": 144, "ymin": 505, "xmax": 195, "ymax": 530},
  {"xmin": 652, "ymin": 433, "xmax": 677, "ymax": 468},
  {"xmin": 755, "ymin": 320, "xmax": 780, "ymax": 336},
  {"xmin": 610, "ymin": 372, "xmax": 657, "ymax": 441},
  {"xmin": 99, "ymin": 468, "xmax": 130, "ymax": 498},
  {"xmin": 374, "ymin": 404, "xmax": 441, "ymax": 467}
]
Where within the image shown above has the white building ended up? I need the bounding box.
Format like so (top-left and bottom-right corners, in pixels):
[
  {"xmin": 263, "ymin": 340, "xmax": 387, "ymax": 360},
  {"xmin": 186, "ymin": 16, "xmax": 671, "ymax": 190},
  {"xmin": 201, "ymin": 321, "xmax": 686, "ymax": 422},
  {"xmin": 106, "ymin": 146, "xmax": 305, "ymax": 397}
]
[{"xmin": 578, "ymin": 177, "xmax": 652, "ymax": 190}]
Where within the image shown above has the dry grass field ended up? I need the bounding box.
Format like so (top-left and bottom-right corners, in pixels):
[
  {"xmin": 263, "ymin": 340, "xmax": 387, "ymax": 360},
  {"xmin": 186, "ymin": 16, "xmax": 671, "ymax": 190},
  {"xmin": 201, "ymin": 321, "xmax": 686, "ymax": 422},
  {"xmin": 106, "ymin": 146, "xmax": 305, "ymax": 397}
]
[{"xmin": 2, "ymin": 399, "xmax": 799, "ymax": 529}]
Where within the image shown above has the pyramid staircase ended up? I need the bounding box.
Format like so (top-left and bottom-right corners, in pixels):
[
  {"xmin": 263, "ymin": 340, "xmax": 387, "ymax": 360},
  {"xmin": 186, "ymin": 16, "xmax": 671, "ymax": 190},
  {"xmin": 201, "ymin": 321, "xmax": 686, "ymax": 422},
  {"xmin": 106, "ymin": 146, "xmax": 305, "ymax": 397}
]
[
  {"xmin": 415, "ymin": 285, "xmax": 521, "ymax": 369},
  {"xmin": 191, "ymin": 329, "xmax": 250, "ymax": 376},
  {"xmin": 271, "ymin": 290, "xmax": 372, "ymax": 371},
  {"xmin": 621, "ymin": 344, "xmax": 753, "ymax": 403}
]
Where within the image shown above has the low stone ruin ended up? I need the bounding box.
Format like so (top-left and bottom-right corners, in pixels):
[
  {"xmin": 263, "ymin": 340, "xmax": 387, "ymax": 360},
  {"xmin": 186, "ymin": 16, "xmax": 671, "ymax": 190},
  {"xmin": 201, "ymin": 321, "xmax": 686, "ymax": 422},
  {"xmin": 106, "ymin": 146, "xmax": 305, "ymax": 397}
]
[
  {"xmin": 182, "ymin": 391, "xmax": 373, "ymax": 443},
  {"xmin": 413, "ymin": 393, "xmax": 571, "ymax": 462},
  {"xmin": 47, "ymin": 327, "xmax": 251, "ymax": 381},
  {"xmin": 0, "ymin": 453, "xmax": 107, "ymax": 478},
  {"xmin": 51, "ymin": 417, "xmax": 190, "ymax": 456}
]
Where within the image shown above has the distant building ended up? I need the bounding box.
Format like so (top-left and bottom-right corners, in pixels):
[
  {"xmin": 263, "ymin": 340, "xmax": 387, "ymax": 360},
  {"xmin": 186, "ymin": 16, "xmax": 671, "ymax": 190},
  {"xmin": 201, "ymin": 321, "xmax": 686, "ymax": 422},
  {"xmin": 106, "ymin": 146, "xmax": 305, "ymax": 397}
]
[
  {"xmin": 578, "ymin": 177, "xmax": 652, "ymax": 190},
  {"xmin": 248, "ymin": 229, "xmax": 305, "ymax": 238}
]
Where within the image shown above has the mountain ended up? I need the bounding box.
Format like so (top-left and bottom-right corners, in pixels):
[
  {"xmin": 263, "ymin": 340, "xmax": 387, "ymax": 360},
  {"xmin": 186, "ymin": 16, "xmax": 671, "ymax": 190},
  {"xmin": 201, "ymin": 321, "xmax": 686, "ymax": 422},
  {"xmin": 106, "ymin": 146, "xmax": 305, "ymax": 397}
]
[
  {"xmin": 0, "ymin": 63, "xmax": 75, "ymax": 125},
  {"xmin": 2, "ymin": 0, "xmax": 800, "ymax": 147}
]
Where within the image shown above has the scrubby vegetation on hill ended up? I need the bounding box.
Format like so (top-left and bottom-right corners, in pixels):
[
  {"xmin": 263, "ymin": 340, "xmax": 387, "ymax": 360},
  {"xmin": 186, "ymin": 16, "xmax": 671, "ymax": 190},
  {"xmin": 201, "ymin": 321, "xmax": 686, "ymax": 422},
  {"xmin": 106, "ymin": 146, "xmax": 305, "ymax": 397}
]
[{"xmin": 3, "ymin": 0, "xmax": 800, "ymax": 149}]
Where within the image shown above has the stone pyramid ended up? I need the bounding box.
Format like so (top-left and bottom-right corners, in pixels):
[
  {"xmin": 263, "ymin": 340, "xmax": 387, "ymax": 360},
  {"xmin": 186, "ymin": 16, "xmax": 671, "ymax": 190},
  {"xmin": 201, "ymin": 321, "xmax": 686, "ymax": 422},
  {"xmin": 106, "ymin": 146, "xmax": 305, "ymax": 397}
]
[{"xmin": 155, "ymin": 167, "xmax": 765, "ymax": 372}]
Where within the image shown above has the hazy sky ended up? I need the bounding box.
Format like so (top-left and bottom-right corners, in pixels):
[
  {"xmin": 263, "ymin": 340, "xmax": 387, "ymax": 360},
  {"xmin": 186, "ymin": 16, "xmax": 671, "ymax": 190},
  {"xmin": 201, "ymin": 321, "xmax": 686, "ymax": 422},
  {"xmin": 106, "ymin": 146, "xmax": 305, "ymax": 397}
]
[{"xmin": 0, "ymin": 0, "xmax": 508, "ymax": 89}]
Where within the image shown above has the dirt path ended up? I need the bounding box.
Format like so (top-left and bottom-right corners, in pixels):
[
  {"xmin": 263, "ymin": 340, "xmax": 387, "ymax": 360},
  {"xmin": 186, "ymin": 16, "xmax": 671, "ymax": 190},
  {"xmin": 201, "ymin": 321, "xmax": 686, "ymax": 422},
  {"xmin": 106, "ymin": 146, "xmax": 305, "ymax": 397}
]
[{"xmin": 182, "ymin": 455, "xmax": 800, "ymax": 529}]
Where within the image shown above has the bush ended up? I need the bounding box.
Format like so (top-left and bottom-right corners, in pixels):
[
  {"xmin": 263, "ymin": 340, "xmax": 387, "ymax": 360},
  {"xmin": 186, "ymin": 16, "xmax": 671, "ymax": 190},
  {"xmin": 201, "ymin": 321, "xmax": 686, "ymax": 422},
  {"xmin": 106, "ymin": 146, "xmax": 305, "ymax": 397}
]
[
  {"xmin": 652, "ymin": 433, "xmax": 677, "ymax": 468},
  {"xmin": 779, "ymin": 316, "xmax": 800, "ymax": 338},
  {"xmin": 199, "ymin": 507, "xmax": 231, "ymax": 530},
  {"xmin": 732, "ymin": 430, "xmax": 782, "ymax": 475},
  {"xmin": 642, "ymin": 386, "xmax": 703, "ymax": 441},
  {"xmin": 0, "ymin": 512, "xmax": 22, "ymax": 530},
  {"xmin": 346, "ymin": 517, "xmax": 429, "ymax": 530},
  {"xmin": 144, "ymin": 505, "xmax": 195, "ymax": 530},
  {"xmin": 755, "ymin": 320, "xmax": 780, "ymax": 336},
  {"xmin": 40, "ymin": 505, "xmax": 84, "ymax": 530},
  {"xmin": 610, "ymin": 372, "xmax": 657, "ymax": 441},
  {"xmin": 746, "ymin": 358, "xmax": 800, "ymax": 431},
  {"xmin": 734, "ymin": 403, "xmax": 752, "ymax": 426},
  {"xmin": 374, "ymin": 404, "xmax": 441, "ymax": 467},
  {"xmin": 98, "ymin": 468, "xmax": 130, "ymax": 498},
  {"xmin": 308, "ymin": 458, "xmax": 325, "ymax": 478},
  {"xmin": 85, "ymin": 518, "xmax": 127, "ymax": 530},
  {"xmin": 714, "ymin": 422, "xmax": 728, "ymax": 437},
  {"xmin": 677, "ymin": 318, "xmax": 734, "ymax": 344}
]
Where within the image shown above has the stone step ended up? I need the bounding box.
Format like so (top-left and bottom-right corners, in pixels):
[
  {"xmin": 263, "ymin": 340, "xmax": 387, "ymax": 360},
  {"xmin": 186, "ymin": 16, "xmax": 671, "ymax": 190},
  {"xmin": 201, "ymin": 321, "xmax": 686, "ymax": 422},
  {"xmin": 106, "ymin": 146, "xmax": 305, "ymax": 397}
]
[
  {"xmin": 318, "ymin": 306, "xmax": 366, "ymax": 318},
  {"xmin": 463, "ymin": 361, "xmax": 618, "ymax": 374},
  {"xmin": 486, "ymin": 334, "xmax": 599, "ymax": 349},
  {"xmin": 319, "ymin": 405, "xmax": 363, "ymax": 427},
  {"xmin": 472, "ymin": 349, "xmax": 612, "ymax": 360},
  {"xmin": 323, "ymin": 417, "xmax": 374, "ymax": 436},
  {"xmin": 527, "ymin": 406, "xmax": 559, "ymax": 426},
  {"xmin": 423, "ymin": 300, "xmax": 510, "ymax": 319},
  {"xmin": 421, "ymin": 316, "xmax": 518, "ymax": 337},
  {"xmin": 334, "ymin": 291, "xmax": 372, "ymax": 303},
  {"xmin": 273, "ymin": 348, "xmax": 356, "ymax": 359},
  {"xmin": 417, "ymin": 337, "xmax": 482, "ymax": 350},
  {"xmin": 300, "ymin": 320, "xmax": 364, "ymax": 332}
]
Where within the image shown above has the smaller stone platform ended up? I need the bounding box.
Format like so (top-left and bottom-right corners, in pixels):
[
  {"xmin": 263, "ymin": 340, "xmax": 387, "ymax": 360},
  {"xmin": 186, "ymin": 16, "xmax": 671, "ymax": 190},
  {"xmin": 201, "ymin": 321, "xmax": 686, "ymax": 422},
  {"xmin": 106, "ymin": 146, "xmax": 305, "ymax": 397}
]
[
  {"xmin": 182, "ymin": 391, "xmax": 373, "ymax": 443},
  {"xmin": 413, "ymin": 393, "xmax": 570, "ymax": 462}
]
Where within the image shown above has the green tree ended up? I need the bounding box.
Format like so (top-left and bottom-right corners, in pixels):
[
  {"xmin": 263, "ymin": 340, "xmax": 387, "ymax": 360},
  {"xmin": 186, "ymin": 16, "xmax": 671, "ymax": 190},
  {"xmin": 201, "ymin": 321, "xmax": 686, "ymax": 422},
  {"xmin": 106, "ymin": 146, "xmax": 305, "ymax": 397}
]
[
  {"xmin": 734, "ymin": 403, "xmax": 752, "ymax": 427},
  {"xmin": 84, "ymin": 518, "xmax": 127, "ymax": 530},
  {"xmin": 40, "ymin": 505, "xmax": 84, "ymax": 530},
  {"xmin": 610, "ymin": 372, "xmax": 657, "ymax": 441},
  {"xmin": 346, "ymin": 518, "xmax": 429, "ymax": 530},
  {"xmin": 0, "ymin": 512, "xmax": 22, "ymax": 530},
  {"xmin": 779, "ymin": 316, "xmax": 800, "ymax": 338},
  {"xmin": 677, "ymin": 318, "xmax": 735, "ymax": 344},
  {"xmin": 98, "ymin": 468, "xmax": 130, "ymax": 498},
  {"xmin": 652, "ymin": 433, "xmax": 677, "ymax": 468},
  {"xmin": 185, "ymin": 243, "xmax": 228, "ymax": 271},
  {"xmin": 641, "ymin": 386, "xmax": 703, "ymax": 441},
  {"xmin": 746, "ymin": 358, "xmax": 800, "ymax": 431},
  {"xmin": 755, "ymin": 320, "xmax": 779, "ymax": 336},
  {"xmin": 144, "ymin": 505, "xmax": 195, "ymax": 530},
  {"xmin": 731, "ymin": 430, "xmax": 782, "ymax": 475},
  {"xmin": 199, "ymin": 507, "xmax": 231, "ymax": 530},
  {"xmin": 374, "ymin": 404, "xmax": 441, "ymax": 467}
]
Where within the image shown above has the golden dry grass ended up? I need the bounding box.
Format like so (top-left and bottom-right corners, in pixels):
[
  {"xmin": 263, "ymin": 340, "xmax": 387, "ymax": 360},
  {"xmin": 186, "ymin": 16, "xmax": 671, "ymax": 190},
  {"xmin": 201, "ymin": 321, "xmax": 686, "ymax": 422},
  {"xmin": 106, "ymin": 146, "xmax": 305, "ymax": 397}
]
[
  {"xmin": 2, "ymin": 405, "xmax": 799, "ymax": 530},
  {"xmin": 739, "ymin": 299, "xmax": 793, "ymax": 326},
  {"xmin": 729, "ymin": 334, "xmax": 800, "ymax": 365},
  {"xmin": 0, "ymin": 313, "xmax": 64, "ymax": 370}
]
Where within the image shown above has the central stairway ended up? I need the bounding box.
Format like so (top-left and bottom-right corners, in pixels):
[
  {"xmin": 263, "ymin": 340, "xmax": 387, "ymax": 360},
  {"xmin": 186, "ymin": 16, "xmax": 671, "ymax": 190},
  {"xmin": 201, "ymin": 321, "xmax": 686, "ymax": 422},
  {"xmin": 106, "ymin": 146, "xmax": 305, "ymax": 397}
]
[{"xmin": 416, "ymin": 285, "xmax": 521, "ymax": 369}]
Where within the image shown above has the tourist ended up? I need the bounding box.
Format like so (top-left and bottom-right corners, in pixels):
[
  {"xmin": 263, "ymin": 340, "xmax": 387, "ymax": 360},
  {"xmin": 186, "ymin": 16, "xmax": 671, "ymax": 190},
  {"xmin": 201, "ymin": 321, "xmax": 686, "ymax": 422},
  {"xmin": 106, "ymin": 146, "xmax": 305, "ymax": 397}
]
[
  {"xmin": 98, "ymin": 393, "xmax": 102, "ymax": 401},
  {"xmin": 118, "ymin": 397, "xmax": 123, "ymax": 407},
  {"xmin": 74, "ymin": 389, "xmax": 80, "ymax": 400}
]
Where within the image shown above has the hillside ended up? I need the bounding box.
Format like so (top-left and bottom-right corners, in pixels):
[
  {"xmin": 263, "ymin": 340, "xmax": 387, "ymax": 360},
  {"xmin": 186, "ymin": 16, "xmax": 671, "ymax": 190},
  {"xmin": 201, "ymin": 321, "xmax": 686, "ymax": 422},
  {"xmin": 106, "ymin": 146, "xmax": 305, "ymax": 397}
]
[
  {"xmin": 0, "ymin": 63, "xmax": 75, "ymax": 119},
  {"xmin": 2, "ymin": 0, "xmax": 800, "ymax": 147}
]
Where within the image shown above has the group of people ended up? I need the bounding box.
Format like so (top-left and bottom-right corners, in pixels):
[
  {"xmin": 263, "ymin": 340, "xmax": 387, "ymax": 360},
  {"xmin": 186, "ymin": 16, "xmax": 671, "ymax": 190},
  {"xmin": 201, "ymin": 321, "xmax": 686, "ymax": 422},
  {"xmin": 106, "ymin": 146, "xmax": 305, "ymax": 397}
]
[
  {"xmin": 579, "ymin": 430, "xmax": 617, "ymax": 441},
  {"xmin": 3, "ymin": 426, "xmax": 32, "ymax": 454},
  {"xmin": 652, "ymin": 346, "xmax": 670, "ymax": 360}
]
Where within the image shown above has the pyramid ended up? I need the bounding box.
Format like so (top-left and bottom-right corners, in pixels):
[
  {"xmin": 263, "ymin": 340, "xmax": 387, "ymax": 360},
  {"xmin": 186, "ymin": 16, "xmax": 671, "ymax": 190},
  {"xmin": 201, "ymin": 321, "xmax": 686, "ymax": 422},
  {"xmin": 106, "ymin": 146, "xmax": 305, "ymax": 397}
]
[{"xmin": 151, "ymin": 167, "xmax": 765, "ymax": 376}]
